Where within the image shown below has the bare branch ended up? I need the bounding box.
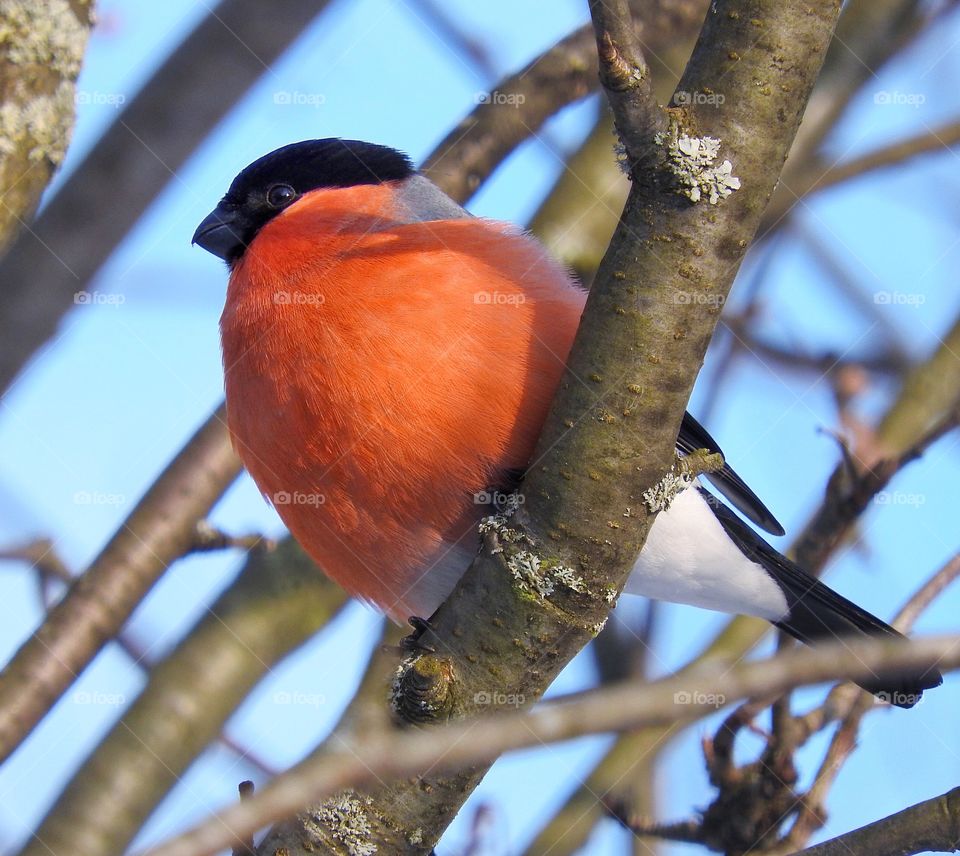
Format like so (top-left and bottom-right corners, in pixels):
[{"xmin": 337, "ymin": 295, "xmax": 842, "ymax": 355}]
[
  {"xmin": 792, "ymin": 787, "xmax": 960, "ymax": 856},
  {"xmin": 774, "ymin": 550, "xmax": 960, "ymax": 851},
  {"xmin": 795, "ymin": 403, "xmax": 960, "ymax": 574},
  {"xmin": 139, "ymin": 634, "xmax": 960, "ymax": 856},
  {"xmin": 0, "ymin": 406, "xmax": 240, "ymax": 764},
  {"xmin": 18, "ymin": 538, "xmax": 348, "ymax": 856},
  {"xmin": 761, "ymin": 116, "xmax": 960, "ymax": 235},
  {"xmin": 895, "ymin": 553, "xmax": 960, "ymax": 633},
  {"xmin": 588, "ymin": 0, "xmax": 666, "ymax": 156},
  {"xmin": 422, "ymin": 0, "xmax": 710, "ymax": 202},
  {"xmin": 232, "ymin": 781, "xmax": 257, "ymax": 856},
  {"xmin": 0, "ymin": 535, "xmax": 278, "ymax": 778}
]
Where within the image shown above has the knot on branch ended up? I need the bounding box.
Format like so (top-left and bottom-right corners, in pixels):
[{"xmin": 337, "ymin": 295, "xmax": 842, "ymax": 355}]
[
  {"xmin": 391, "ymin": 655, "xmax": 456, "ymax": 724},
  {"xmin": 643, "ymin": 448, "xmax": 724, "ymax": 513},
  {"xmin": 598, "ymin": 31, "xmax": 646, "ymax": 92}
]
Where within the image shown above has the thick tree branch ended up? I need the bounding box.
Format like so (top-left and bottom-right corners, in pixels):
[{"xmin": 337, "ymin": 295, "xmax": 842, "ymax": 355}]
[{"xmin": 235, "ymin": 0, "xmax": 845, "ymax": 853}]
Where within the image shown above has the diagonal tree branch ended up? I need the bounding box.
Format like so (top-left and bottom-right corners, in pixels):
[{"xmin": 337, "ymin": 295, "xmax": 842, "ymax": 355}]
[
  {"xmin": 0, "ymin": 405, "xmax": 241, "ymax": 765},
  {"xmin": 761, "ymin": 117, "xmax": 960, "ymax": 232},
  {"xmin": 139, "ymin": 635, "xmax": 960, "ymax": 856},
  {"xmin": 792, "ymin": 786, "xmax": 960, "ymax": 856},
  {"xmin": 0, "ymin": 532, "xmax": 278, "ymax": 777},
  {"xmin": 222, "ymin": 0, "xmax": 843, "ymax": 853},
  {"xmin": 18, "ymin": 538, "xmax": 348, "ymax": 856}
]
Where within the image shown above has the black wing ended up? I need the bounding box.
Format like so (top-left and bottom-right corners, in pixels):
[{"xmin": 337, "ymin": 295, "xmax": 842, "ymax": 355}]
[{"xmin": 679, "ymin": 411, "xmax": 785, "ymax": 536}]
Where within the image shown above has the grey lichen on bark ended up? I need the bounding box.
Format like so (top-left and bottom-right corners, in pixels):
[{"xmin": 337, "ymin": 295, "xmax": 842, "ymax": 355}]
[{"xmin": 0, "ymin": 0, "xmax": 91, "ymax": 252}]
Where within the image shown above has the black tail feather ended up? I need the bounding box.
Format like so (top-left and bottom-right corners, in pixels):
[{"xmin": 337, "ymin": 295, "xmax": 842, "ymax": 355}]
[
  {"xmin": 773, "ymin": 585, "xmax": 942, "ymax": 709},
  {"xmin": 703, "ymin": 488, "xmax": 943, "ymax": 708}
]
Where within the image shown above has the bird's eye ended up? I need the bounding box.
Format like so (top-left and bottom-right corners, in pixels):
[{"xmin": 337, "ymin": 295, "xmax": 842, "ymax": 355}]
[{"xmin": 266, "ymin": 184, "xmax": 297, "ymax": 208}]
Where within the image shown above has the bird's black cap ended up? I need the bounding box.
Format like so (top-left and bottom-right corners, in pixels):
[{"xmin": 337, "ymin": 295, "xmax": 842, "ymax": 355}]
[{"xmin": 192, "ymin": 138, "xmax": 415, "ymax": 264}]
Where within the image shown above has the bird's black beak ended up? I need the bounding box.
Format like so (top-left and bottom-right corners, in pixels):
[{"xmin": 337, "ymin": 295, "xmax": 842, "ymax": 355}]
[{"xmin": 192, "ymin": 203, "xmax": 244, "ymax": 262}]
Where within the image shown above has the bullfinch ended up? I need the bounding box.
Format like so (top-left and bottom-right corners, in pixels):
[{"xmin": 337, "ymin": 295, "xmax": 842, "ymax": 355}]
[{"xmin": 193, "ymin": 138, "xmax": 941, "ymax": 706}]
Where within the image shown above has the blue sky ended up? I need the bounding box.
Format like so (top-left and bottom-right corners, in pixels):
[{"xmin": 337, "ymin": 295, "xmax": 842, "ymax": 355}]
[{"xmin": 1, "ymin": 1, "xmax": 959, "ymax": 854}]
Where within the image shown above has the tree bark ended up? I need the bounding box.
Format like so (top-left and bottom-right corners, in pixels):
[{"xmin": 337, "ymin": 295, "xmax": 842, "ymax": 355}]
[{"xmin": 0, "ymin": 0, "xmax": 91, "ymax": 253}]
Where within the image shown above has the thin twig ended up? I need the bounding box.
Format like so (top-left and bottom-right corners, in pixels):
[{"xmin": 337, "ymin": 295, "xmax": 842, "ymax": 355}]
[
  {"xmin": 776, "ymin": 550, "xmax": 960, "ymax": 852},
  {"xmin": 141, "ymin": 635, "xmax": 960, "ymax": 856},
  {"xmin": 231, "ymin": 781, "xmax": 256, "ymax": 856}
]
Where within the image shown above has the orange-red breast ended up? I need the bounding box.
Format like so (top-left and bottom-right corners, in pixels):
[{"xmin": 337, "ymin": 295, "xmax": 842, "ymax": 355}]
[{"xmin": 194, "ymin": 138, "xmax": 940, "ymax": 706}]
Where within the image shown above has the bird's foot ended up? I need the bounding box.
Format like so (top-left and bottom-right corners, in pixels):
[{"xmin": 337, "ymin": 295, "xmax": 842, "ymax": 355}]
[{"xmin": 400, "ymin": 615, "xmax": 437, "ymax": 653}]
